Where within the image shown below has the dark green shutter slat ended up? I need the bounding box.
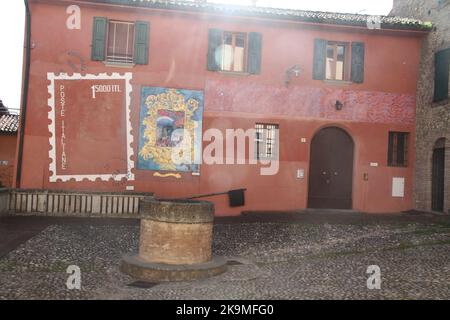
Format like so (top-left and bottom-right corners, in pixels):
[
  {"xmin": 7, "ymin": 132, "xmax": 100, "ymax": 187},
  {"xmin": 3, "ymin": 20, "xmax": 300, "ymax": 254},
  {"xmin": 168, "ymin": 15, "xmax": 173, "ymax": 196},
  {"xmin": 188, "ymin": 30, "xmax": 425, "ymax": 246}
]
[
  {"xmin": 134, "ymin": 21, "xmax": 150, "ymax": 65},
  {"xmin": 313, "ymin": 39, "xmax": 327, "ymax": 80},
  {"xmin": 248, "ymin": 32, "xmax": 262, "ymax": 74},
  {"xmin": 388, "ymin": 132, "xmax": 394, "ymax": 166},
  {"xmin": 351, "ymin": 42, "xmax": 365, "ymax": 83},
  {"xmin": 207, "ymin": 29, "xmax": 222, "ymax": 71},
  {"xmin": 433, "ymin": 48, "xmax": 450, "ymax": 102},
  {"xmin": 91, "ymin": 17, "xmax": 107, "ymax": 61}
]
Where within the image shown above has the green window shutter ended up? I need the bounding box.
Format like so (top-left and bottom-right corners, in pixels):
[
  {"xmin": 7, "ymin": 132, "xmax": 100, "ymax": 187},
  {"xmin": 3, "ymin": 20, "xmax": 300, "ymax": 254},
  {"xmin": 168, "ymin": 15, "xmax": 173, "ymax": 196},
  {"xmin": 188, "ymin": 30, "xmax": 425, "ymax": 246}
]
[
  {"xmin": 387, "ymin": 132, "xmax": 394, "ymax": 166},
  {"xmin": 313, "ymin": 39, "xmax": 327, "ymax": 80},
  {"xmin": 247, "ymin": 32, "xmax": 263, "ymax": 74},
  {"xmin": 134, "ymin": 21, "xmax": 150, "ymax": 65},
  {"xmin": 433, "ymin": 48, "xmax": 450, "ymax": 102},
  {"xmin": 207, "ymin": 29, "xmax": 223, "ymax": 71},
  {"xmin": 91, "ymin": 17, "xmax": 108, "ymax": 61},
  {"xmin": 351, "ymin": 42, "xmax": 365, "ymax": 83}
]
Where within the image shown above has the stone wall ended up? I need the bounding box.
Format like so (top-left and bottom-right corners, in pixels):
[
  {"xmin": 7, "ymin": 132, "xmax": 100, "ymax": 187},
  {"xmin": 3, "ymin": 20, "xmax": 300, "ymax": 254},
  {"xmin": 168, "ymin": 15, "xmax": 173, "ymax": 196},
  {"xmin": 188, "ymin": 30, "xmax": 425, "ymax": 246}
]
[{"xmin": 392, "ymin": 0, "xmax": 450, "ymax": 213}]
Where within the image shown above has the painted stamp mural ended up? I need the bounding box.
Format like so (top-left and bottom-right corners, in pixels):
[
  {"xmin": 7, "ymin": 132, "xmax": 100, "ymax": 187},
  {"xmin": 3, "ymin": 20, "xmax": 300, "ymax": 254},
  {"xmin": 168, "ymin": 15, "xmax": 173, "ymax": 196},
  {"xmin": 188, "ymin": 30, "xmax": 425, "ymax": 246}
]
[
  {"xmin": 138, "ymin": 87, "xmax": 204, "ymax": 173},
  {"xmin": 47, "ymin": 73, "xmax": 134, "ymax": 182}
]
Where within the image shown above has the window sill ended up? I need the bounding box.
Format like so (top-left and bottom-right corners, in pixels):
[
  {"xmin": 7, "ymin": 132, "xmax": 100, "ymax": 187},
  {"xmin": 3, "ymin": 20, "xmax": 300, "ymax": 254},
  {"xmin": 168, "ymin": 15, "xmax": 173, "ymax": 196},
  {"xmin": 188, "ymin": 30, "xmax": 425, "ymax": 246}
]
[
  {"xmin": 218, "ymin": 70, "xmax": 250, "ymax": 76},
  {"xmin": 103, "ymin": 61, "xmax": 135, "ymax": 68},
  {"xmin": 431, "ymin": 98, "xmax": 449, "ymax": 107},
  {"xmin": 323, "ymin": 80, "xmax": 353, "ymax": 86}
]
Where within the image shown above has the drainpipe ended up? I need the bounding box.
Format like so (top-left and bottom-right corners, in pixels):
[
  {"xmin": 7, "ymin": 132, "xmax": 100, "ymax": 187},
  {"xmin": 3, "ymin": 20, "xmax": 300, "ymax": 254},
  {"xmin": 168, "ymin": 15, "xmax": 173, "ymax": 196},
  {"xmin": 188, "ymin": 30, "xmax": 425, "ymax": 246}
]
[{"xmin": 16, "ymin": 0, "xmax": 31, "ymax": 188}]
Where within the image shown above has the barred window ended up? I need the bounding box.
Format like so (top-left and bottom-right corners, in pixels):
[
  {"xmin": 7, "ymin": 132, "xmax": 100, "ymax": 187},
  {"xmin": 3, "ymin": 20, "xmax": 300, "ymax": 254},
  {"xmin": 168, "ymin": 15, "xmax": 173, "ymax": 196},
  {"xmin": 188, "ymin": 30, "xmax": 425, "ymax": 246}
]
[
  {"xmin": 106, "ymin": 21, "xmax": 135, "ymax": 64},
  {"xmin": 388, "ymin": 132, "xmax": 409, "ymax": 167},
  {"xmin": 255, "ymin": 123, "xmax": 279, "ymax": 160}
]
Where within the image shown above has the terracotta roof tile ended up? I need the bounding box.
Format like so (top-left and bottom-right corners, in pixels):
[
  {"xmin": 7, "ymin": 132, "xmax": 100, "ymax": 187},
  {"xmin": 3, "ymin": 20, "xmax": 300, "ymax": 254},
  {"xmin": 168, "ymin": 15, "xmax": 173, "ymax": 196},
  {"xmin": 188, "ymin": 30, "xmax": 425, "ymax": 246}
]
[
  {"xmin": 84, "ymin": 0, "xmax": 432, "ymax": 31},
  {"xmin": 0, "ymin": 115, "xmax": 19, "ymax": 134}
]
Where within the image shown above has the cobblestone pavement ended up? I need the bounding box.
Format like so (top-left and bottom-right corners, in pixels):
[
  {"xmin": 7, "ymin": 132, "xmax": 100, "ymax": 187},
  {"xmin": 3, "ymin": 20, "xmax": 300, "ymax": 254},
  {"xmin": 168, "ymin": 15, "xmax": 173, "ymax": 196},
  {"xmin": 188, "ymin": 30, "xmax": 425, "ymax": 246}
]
[{"xmin": 0, "ymin": 212, "xmax": 449, "ymax": 300}]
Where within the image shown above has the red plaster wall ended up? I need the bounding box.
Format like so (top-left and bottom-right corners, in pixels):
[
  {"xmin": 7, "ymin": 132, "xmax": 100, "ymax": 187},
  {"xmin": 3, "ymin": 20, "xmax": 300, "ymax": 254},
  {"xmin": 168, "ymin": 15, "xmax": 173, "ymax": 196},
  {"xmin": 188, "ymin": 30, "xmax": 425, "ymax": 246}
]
[
  {"xmin": 0, "ymin": 135, "xmax": 17, "ymax": 187},
  {"xmin": 52, "ymin": 78, "xmax": 128, "ymax": 176},
  {"xmin": 19, "ymin": 0, "xmax": 424, "ymax": 215}
]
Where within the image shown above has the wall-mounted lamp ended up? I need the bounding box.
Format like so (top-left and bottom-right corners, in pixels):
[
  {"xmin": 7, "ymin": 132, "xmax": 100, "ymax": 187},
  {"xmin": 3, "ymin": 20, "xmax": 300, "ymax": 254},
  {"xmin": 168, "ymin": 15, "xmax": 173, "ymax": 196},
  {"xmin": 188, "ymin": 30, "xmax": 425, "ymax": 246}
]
[
  {"xmin": 284, "ymin": 64, "xmax": 301, "ymax": 87},
  {"xmin": 335, "ymin": 100, "xmax": 344, "ymax": 111}
]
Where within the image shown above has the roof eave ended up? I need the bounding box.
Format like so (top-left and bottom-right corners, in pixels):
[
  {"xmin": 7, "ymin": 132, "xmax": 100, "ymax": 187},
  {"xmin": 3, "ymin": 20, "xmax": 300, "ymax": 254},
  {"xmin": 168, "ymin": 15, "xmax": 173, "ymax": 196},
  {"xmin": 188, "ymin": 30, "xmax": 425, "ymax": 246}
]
[{"xmin": 68, "ymin": 0, "xmax": 432, "ymax": 32}]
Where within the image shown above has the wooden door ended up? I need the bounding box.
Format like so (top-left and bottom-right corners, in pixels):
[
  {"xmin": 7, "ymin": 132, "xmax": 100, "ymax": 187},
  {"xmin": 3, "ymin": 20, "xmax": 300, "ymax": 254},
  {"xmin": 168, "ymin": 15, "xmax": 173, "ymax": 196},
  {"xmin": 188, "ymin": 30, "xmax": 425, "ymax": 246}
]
[
  {"xmin": 308, "ymin": 127, "xmax": 354, "ymax": 209},
  {"xmin": 432, "ymin": 146, "xmax": 445, "ymax": 212}
]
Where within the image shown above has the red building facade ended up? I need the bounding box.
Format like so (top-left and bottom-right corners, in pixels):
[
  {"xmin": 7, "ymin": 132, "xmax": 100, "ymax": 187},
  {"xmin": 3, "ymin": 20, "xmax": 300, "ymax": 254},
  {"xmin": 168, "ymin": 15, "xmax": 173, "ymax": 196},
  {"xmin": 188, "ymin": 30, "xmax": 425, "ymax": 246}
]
[
  {"xmin": 0, "ymin": 115, "xmax": 18, "ymax": 188},
  {"xmin": 17, "ymin": 0, "xmax": 431, "ymax": 215}
]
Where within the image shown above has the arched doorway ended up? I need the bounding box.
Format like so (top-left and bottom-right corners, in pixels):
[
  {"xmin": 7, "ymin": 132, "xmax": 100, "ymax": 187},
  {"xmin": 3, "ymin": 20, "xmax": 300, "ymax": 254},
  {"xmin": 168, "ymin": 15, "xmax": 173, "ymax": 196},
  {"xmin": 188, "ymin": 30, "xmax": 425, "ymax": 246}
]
[
  {"xmin": 432, "ymin": 138, "xmax": 446, "ymax": 212},
  {"xmin": 308, "ymin": 127, "xmax": 354, "ymax": 209}
]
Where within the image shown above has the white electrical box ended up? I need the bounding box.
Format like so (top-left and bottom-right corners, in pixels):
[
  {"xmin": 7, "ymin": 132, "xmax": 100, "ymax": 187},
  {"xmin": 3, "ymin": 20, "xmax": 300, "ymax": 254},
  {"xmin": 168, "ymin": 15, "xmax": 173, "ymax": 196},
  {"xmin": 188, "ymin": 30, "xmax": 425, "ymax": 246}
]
[
  {"xmin": 392, "ymin": 177, "xmax": 405, "ymax": 198},
  {"xmin": 297, "ymin": 169, "xmax": 305, "ymax": 179}
]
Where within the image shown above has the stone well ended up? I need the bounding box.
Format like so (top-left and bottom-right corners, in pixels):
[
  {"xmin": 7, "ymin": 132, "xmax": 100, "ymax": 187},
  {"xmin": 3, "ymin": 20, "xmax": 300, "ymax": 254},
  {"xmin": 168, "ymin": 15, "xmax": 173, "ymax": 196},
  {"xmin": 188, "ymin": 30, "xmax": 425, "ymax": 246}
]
[{"xmin": 120, "ymin": 199, "xmax": 227, "ymax": 282}]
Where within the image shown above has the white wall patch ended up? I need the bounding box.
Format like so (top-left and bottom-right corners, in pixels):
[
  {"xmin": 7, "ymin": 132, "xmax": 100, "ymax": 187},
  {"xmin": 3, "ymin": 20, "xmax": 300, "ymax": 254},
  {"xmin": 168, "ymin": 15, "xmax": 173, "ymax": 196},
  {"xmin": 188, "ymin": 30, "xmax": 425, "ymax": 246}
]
[{"xmin": 392, "ymin": 177, "xmax": 405, "ymax": 198}]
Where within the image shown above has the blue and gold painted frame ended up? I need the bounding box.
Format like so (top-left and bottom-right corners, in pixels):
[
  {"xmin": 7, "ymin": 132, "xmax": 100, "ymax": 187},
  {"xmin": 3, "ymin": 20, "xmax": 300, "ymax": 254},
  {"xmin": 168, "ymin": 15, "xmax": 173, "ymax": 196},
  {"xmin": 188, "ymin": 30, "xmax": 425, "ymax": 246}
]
[{"xmin": 138, "ymin": 87, "xmax": 204, "ymax": 173}]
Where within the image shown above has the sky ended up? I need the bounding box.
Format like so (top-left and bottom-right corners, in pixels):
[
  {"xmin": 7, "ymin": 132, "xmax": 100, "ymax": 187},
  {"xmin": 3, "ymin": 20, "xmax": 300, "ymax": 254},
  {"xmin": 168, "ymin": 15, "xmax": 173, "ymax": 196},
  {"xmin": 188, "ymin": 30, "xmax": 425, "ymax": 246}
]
[{"xmin": 0, "ymin": 0, "xmax": 393, "ymax": 111}]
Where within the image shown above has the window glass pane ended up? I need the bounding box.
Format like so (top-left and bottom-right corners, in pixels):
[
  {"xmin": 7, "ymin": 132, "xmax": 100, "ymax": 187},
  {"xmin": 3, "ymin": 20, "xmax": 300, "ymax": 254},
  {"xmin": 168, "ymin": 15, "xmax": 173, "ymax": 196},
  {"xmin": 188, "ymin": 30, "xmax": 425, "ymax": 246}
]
[
  {"xmin": 235, "ymin": 35, "xmax": 245, "ymax": 48},
  {"xmin": 233, "ymin": 46, "xmax": 245, "ymax": 72},
  {"xmin": 114, "ymin": 23, "xmax": 129, "ymax": 56},
  {"xmin": 336, "ymin": 45, "xmax": 345, "ymax": 80},
  {"xmin": 221, "ymin": 44, "xmax": 233, "ymax": 71},
  {"xmin": 327, "ymin": 45, "xmax": 334, "ymax": 59},
  {"xmin": 326, "ymin": 45, "xmax": 335, "ymax": 80},
  {"xmin": 337, "ymin": 45, "xmax": 345, "ymax": 61},
  {"xmin": 107, "ymin": 23, "xmax": 116, "ymax": 56},
  {"xmin": 127, "ymin": 24, "xmax": 135, "ymax": 58},
  {"xmin": 224, "ymin": 33, "xmax": 233, "ymax": 45},
  {"xmin": 335, "ymin": 61, "xmax": 344, "ymax": 80},
  {"xmin": 107, "ymin": 21, "xmax": 134, "ymax": 63}
]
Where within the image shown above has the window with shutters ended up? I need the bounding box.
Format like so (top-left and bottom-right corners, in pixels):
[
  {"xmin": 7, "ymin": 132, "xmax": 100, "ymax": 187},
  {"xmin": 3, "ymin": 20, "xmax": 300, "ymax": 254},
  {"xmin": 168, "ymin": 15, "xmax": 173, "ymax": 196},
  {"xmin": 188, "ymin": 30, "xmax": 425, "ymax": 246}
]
[
  {"xmin": 106, "ymin": 21, "xmax": 135, "ymax": 64},
  {"xmin": 208, "ymin": 29, "xmax": 262, "ymax": 75},
  {"xmin": 388, "ymin": 132, "xmax": 409, "ymax": 167},
  {"xmin": 255, "ymin": 123, "xmax": 279, "ymax": 161},
  {"xmin": 326, "ymin": 42, "xmax": 350, "ymax": 81},
  {"xmin": 433, "ymin": 48, "xmax": 450, "ymax": 103},
  {"xmin": 91, "ymin": 17, "xmax": 149, "ymax": 65},
  {"xmin": 313, "ymin": 39, "xmax": 364, "ymax": 83}
]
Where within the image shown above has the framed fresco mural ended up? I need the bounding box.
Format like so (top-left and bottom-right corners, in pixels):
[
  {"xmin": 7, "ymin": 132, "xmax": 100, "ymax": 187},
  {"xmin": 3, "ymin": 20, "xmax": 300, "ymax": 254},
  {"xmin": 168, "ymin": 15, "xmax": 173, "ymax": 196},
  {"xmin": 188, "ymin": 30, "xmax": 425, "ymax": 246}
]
[{"xmin": 138, "ymin": 87, "xmax": 204, "ymax": 173}]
